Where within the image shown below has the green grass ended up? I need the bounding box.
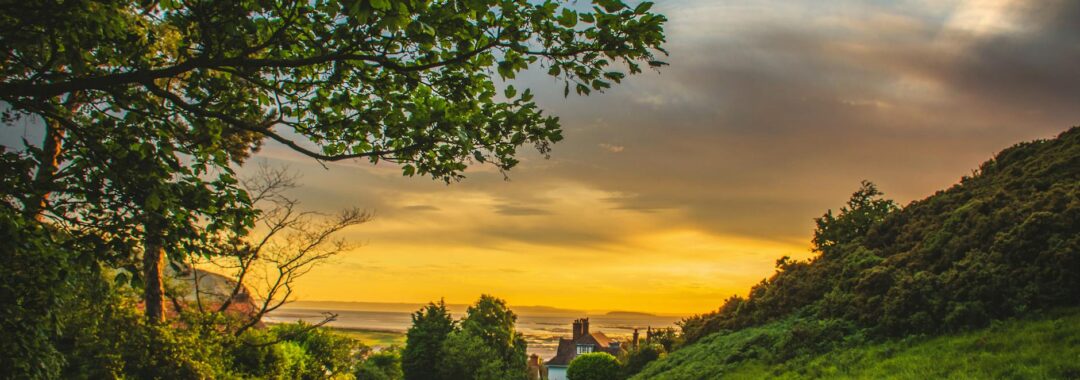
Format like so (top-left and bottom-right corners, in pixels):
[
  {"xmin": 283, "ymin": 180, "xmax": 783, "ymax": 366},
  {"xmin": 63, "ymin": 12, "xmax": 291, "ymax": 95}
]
[
  {"xmin": 635, "ymin": 309, "xmax": 1080, "ymax": 379},
  {"xmin": 329, "ymin": 328, "xmax": 406, "ymax": 348}
]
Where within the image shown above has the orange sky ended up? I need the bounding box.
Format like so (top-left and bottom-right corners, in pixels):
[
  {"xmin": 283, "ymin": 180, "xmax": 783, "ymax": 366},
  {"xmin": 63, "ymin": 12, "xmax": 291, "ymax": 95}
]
[
  {"xmin": 0, "ymin": 0, "xmax": 1064, "ymax": 316},
  {"xmin": 0, "ymin": 1, "xmax": 1074, "ymax": 317},
  {"xmin": 217, "ymin": 0, "xmax": 1080, "ymax": 316}
]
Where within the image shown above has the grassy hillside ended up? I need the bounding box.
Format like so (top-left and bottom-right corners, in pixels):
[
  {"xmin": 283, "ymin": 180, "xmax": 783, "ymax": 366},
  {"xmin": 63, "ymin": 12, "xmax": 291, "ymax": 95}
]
[
  {"xmin": 635, "ymin": 308, "xmax": 1080, "ymax": 379},
  {"xmin": 634, "ymin": 127, "xmax": 1079, "ymax": 379}
]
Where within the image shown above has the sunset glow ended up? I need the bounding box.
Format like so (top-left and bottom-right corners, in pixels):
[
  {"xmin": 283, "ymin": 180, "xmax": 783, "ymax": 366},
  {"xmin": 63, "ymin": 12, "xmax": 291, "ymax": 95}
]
[{"xmin": 213, "ymin": 0, "xmax": 1080, "ymax": 316}]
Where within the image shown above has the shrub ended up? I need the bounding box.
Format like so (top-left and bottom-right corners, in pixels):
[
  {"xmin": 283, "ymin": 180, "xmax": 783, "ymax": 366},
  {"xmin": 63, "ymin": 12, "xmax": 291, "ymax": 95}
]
[
  {"xmin": 621, "ymin": 343, "xmax": 666, "ymax": 377},
  {"xmin": 356, "ymin": 347, "xmax": 404, "ymax": 380},
  {"xmin": 567, "ymin": 352, "xmax": 620, "ymax": 380}
]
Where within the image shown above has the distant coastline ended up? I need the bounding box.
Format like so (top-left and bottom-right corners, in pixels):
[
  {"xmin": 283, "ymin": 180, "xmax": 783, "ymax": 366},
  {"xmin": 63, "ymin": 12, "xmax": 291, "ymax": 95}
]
[
  {"xmin": 281, "ymin": 300, "xmax": 686, "ymax": 318},
  {"xmin": 605, "ymin": 311, "xmax": 658, "ymax": 317}
]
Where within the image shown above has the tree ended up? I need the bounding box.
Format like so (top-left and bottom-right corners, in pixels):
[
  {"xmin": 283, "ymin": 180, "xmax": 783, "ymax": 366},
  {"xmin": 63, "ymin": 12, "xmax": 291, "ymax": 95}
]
[
  {"xmin": 402, "ymin": 299, "xmax": 456, "ymax": 380},
  {"xmin": 186, "ymin": 163, "xmax": 370, "ymax": 334},
  {"xmin": 461, "ymin": 294, "xmax": 527, "ymax": 372},
  {"xmin": 407, "ymin": 295, "xmax": 527, "ymax": 380},
  {"xmin": 812, "ymin": 181, "xmax": 899, "ymax": 255},
  {"xmin": 438, "ymin": 331, "xmax": 513, "ymax": 380},
  {"xmin": 1, "ymin": 0, "xmax": 668, "ymax": 324},
  {"xmin": 567, "ymin": 352, "xmax": 620, "ymax": 380},
  {"xmin": 2, "ymin": 0, "xmax": 668, "ymax": 189}
]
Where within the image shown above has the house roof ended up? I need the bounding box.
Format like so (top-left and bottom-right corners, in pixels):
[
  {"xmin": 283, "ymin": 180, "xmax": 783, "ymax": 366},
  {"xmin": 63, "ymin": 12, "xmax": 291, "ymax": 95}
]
[
  {"xmin": 546, "ymin": 338, "xmax": 576, "ymax": 366},
  {"xmin": 545, "ymin": 332, "xmax": 620, "ymax": 366}
]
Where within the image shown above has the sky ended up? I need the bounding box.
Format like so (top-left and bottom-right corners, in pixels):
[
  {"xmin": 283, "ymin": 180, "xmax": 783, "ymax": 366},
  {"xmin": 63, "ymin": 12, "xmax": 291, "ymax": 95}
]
[
  {"xmin": 247, "ymin": 0, "xmax": 1080, "ymax": 315},
  {"xmin": 5, "ymin": 0, "xmax": 1079, "ymax": 315}
]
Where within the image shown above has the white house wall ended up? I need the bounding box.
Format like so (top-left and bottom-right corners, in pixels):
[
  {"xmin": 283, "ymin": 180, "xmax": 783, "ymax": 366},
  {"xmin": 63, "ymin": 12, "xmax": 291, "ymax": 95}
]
[{"xmin": 548, "ymin": 366, "xmax": 568, "ymax": 380}]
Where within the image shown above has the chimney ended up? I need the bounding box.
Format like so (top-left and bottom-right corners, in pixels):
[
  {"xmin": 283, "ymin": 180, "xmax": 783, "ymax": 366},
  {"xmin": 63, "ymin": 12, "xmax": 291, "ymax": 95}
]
[
  {"xmin": 581, "ymin": 318, "xmax": 590, "ymax": 336},
  {"xmin": 572, "ymin": 319, "xmax": 583, "ymax": 340}
]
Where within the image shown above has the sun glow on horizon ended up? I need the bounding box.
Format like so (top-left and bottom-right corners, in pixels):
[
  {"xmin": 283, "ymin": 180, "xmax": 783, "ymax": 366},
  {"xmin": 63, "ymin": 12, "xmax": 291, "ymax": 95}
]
[{"xmin": 263, "ymin": 177, "xmax": 815, "ymax": 316}]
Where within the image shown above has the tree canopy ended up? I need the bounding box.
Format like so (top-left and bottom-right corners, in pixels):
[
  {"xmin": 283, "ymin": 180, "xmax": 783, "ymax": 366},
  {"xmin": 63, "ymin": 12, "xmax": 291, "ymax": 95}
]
[
  {"xmin": 1, "ymin": 0, "xmax": 668, "ymax": 325},
  {"xmin": 402, "ymin": 295, "xmax": 529, "ymax": 380},
  {"xmin": 402, "ymin": 299, "xmax": 455, "ymax": 380},
  {"xmin": 2, "ymin": 0, "xmax": 667, "ymax": 179},
  {"xmin": 0, "ymin": 1, "xmax": 669, "ymax": 376}
]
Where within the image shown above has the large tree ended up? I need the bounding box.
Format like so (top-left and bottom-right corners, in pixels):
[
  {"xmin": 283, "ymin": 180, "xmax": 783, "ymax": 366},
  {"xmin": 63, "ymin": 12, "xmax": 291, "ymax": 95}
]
[
  {"xmin": 433, "ymin": 295, "xmax": 528, "ymax": 380},
  {"xmin": 402, "ymin": 300, "xmax": 456, "ymax": 380},
  {"xmin": 1, "ymin": 0, "xmax": 667, "ymax": 322}
]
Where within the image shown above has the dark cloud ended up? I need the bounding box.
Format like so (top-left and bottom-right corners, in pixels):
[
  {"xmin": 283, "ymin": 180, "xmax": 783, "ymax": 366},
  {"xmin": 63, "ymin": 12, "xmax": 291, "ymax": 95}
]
[
  {"xmin": 401, "ymin": 205, "xmax": 440, "ymax": 212},
  {"xmin": 491, "ymin": 0, "xmax": 1080, "ymax": 242},
  {"xmin": 941, "ymin": 1, "xmax": 1080, "ymax": 114}
]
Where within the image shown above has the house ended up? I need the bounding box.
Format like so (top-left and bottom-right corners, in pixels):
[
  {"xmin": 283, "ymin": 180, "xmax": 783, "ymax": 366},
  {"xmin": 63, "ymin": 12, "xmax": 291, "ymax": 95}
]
[{"xmin": 545, "ymin": 318, "xmax": 623, "ymax": 380}]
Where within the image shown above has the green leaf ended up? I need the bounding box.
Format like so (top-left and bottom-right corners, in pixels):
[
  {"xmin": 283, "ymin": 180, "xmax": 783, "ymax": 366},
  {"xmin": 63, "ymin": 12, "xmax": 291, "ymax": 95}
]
[
  {"xmin": 114, "ymin": 271, "xmax": 130, "ymax": 287},
  {"xmin": 596, "ymin": 0, "xmax": 625, "ymax": 12},
  {"xmin": 558, "ymin": 8, "xmax": 578, "ymax": 27},
  {"xmin": 369, "ymin": 0, "xmax": 391, "ymax": 11},
  {"xmin": 504, "ymin": 85, "xmax": 517, "ymax": 99},
  {"xmin": 548, "ymin": 65, "xmax": 562, "ymax": 76},
  {"xmin": 635, "ymin": 2, "xmax": 654, "ymax": 14}
]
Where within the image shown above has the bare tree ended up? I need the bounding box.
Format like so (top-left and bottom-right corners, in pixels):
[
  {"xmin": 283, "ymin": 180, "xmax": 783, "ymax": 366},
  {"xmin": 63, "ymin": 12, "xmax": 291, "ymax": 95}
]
[{"xmin": 185, "ymin": 162, "xmax": 371, "ymax": 334}]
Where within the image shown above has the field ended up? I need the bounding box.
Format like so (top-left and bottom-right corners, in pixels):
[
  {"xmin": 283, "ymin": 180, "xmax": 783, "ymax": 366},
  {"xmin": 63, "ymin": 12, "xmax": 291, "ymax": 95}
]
[{"xmin": 330, "ymin": 328, "xmax": 407, "ymax": 349}]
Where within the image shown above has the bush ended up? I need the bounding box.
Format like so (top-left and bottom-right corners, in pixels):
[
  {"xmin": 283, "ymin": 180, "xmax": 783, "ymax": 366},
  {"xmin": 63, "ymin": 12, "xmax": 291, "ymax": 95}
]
[
  {"xmin": 621, "ymin": 343, "xmax": 665, "ymax": 378},
  {"xmin": 0, "ymin": 209, "xmax": 77, "ymax": 379},
  {"xmin": 356, "ymin": 347, "xmax": 404, "ymax": 380},
  {"xmin": 268, "ymin": 322, "xmax": 365, "ymax": 379},
  {"xmin": 567, "ymin": 352, "xmax": 620, "ymax": 380}
]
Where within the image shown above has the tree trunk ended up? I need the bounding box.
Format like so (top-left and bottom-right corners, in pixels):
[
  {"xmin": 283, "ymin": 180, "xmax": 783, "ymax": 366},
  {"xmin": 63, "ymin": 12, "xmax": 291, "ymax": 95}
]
[
  {"xmin": 23, "ymin": 119, "xmax": 65, "ymax": 220},
  {"xmin": 143, "ymin": 216, "xmax": 167, "ymax": 324}
]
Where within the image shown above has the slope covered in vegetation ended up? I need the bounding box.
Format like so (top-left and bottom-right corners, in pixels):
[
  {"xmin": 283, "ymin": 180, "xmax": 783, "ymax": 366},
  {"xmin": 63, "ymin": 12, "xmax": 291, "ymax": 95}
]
[
  {"xmin": 634, "ymin": 127, "xmax": 1080, "ymax": 378},
  {"xmin": 638, "ymin": 308, "xmax": 1080, "ymax": 379}
]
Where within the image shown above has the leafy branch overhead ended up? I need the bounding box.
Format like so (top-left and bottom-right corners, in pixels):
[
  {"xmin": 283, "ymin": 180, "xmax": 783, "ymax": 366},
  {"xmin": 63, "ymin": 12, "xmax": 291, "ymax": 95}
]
[{"xmin": 1, "ymin": 0, "xmax": 668, "ymax": 180}]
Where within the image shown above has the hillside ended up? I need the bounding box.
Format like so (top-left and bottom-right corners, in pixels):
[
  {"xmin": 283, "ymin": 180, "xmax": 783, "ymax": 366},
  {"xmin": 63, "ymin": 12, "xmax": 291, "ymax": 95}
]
[
  {"xmin": 634, "ymin": 127, "xmax": 1080, "ymax": 378},
  {"xmin": 636, "ymin": 308, "xmax": 1080, "ymax": 379}
]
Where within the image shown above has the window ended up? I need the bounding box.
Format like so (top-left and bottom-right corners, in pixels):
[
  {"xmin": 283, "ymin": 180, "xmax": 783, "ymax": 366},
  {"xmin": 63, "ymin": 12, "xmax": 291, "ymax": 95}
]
[{"xmin": 576, "ymin": 344, "xmax": 594, "ymax": 354}]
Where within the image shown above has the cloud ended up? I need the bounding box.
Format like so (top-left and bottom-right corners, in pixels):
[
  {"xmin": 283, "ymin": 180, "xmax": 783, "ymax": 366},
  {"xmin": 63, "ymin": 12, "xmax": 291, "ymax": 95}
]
[
  {"xmin": 251, "ymin": 0, "xmax": 1080, "ymax": 312},
  {"xmin": 598, "ymin": 143, "xmax": 625, "ymax": 153}
]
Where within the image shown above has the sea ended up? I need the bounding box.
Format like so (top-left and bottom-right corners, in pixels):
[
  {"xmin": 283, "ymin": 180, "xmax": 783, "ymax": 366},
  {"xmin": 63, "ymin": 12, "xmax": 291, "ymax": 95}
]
[{"xmin": 264, "ymin": 301, "xmax": 684, "ymax": 359}]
